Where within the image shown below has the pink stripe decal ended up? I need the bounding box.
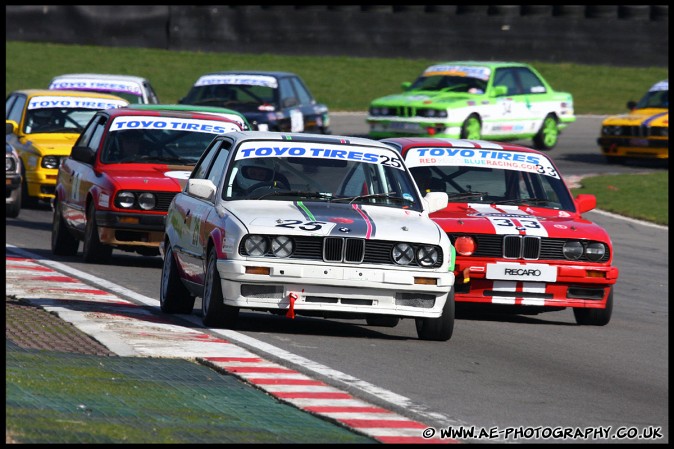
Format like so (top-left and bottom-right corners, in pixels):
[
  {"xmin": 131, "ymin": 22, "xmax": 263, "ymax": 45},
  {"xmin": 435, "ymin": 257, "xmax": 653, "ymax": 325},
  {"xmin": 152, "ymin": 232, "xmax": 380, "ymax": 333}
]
[{"xmin": 351, "ymin": 204, "xmax": 372, "ymax": 239}]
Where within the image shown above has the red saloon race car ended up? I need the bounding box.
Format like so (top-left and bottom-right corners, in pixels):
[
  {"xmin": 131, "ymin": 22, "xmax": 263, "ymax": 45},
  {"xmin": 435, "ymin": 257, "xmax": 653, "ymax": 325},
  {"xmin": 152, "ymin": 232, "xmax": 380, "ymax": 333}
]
[
  {"xmin": 382, "ymin": 137, "xmax": 619, "ymax": 325},
  {"xmin": 51, "ymin": 107, "xmax": 245, "ymax": 263}
]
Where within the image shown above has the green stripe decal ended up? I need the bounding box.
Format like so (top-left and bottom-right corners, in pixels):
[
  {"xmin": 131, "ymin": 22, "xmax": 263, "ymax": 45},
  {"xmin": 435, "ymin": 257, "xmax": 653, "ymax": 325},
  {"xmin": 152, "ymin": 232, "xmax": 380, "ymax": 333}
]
[{"xmin": 296, "ymin": 201, "xmax": 316, "ymax": 221}]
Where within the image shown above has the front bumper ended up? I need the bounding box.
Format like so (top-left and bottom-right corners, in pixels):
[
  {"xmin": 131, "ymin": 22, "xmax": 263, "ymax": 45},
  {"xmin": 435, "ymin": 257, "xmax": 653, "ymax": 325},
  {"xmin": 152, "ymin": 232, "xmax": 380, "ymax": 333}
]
[
  {"xmin": 24, "ymin": 168, "xmax": 58, "ymax": 200},
  {"xmin": 454, "ymin": 261, "xmax": 619, "ymax": 309},
  {"xmin": 96, "ymin": 210, "xmax": 166, "ymax": 247},
  {"xmin": 597, "ymin": 136, "xmax": 668, "ymax": 159},
  {"xmin": 217, "ymin": 259, "xmax": 455, "ymax": 319}
]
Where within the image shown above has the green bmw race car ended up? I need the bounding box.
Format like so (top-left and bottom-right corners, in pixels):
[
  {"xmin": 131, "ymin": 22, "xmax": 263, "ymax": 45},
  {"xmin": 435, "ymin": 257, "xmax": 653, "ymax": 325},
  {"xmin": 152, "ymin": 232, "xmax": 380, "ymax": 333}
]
[{"xmin": 367, "ymin": 61, "xmax": 575, "ymax": 151}]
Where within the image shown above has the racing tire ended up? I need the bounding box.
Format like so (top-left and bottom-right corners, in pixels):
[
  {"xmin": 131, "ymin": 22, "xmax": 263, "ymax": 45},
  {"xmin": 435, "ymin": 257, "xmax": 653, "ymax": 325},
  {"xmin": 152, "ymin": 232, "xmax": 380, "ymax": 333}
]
[
  {"xmin": 51, "ymin": 200, "xmax": 79, "ymax": 256},
  {"xmin": 82, "ymin": 204, "xmax": 112, "ymax": 264},
  {"xmin": 366, "ymin": 315, "xmax": 400, "ymax": 327},
  {"xmin": 460, "ymin": 115, "xmax": 482, "ymax": 140},
  {"xmin": 20, "ymin": 176, "xmax": 38, "ymax": 208},
  {"xmin": 6, "ymin": 187, "xmax": 21, "ymax": 218},
  {"xmin": 533, "ymin": 114, "xmax": 559, "ymax": 151},
  {"xmin": 160, "ymin": 244, "xmax": 195, "ymax": 314},
  {"xmin": 202, "ymin": 248, "xmax": 239, "ymax": 328},
  {"xmin": 415, "ymin": 289, "xmax": 455, "ymax": 341},
  {"xmin": 573, "ymin": 286, "xmax": 613, "ymax": 326}
]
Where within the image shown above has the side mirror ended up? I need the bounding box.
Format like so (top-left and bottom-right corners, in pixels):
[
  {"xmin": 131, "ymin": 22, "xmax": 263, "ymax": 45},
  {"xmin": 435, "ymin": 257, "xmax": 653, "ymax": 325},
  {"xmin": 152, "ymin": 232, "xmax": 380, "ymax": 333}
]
[
  {"xmin": 401, "ymin": 81, "xmax": 412, "ymax": 91},
  {"xmin": 6, "ymin": 120, "xmax": 18, "ymax": 135},
  {"xmin": 187, "ymin": 178, "xmax": 216, "ymax": 201},
  {"xmin": 423, "ymin": 191, "xmax": 449, "ymax": 213},
  {"xmin": 490, "ymin": 85, "xmax": 508, "ymax": 97},
  {"xmin": 627, "ymin": 100, "xmax": 637, "ymax": 111},
  {"xmin": 575, "ymin": 193, "xmax": 596, "ymax": 214},
  {"xmin": 178, "ymin": 97, "xmax": 186, "ymax": 105},
  {"xmin": 71, "ymin": 145, "xmax": 96, "ymax": 165}
]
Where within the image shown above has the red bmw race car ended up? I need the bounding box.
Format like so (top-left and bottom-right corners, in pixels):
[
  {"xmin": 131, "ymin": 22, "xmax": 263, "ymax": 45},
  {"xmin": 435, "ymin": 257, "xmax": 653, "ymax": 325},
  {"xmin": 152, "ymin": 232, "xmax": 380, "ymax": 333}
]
[
  {"xmin": 383, "ymin": 137, "xmax": 619, "ymax": 325},
  {"xmin": 51, "ymin": 107, "xmax": 245, "ymax": 263}
]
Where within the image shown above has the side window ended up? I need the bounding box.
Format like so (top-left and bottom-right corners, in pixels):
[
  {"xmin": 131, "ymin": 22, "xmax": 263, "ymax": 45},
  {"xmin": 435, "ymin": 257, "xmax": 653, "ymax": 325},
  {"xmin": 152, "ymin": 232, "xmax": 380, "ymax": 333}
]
[
  {"xmin": 191, "ymin": 138, "xmax": 224, "ymax": 180},
  {"xmin": 291, "ymin": 77, "xmax": 314, "ymax": 105},
  {"xmin": 144, "ymin": 82, "xmax": 160, "ymax": 104},
  {"xmin": 6, "ymin": 94, "xmax": 17, "ymax": 117},
  {"xmin": 517, "ymin": 68, "xmax": 547, "ymax": 94},
  {"xmin": 206, "ymin": 140, "xmax": 233, "ymax": 188},
  {"xmin": 88, "ymin": 118, "xmax": 107, "ymax": 152},
  {"xmin": 7, "ymin": 95, "xmax": 26, "ymax": 124},
  {"xmin": 493, "ymin": 68, "xmax": 520, "ymax": 95},
  {"xmin": 279, "ymin": 77, "xmax": 299, "ymax": 108},
  {"xmin": 76, "ymin": 115, "xmax": 102, "ymax": 148}
]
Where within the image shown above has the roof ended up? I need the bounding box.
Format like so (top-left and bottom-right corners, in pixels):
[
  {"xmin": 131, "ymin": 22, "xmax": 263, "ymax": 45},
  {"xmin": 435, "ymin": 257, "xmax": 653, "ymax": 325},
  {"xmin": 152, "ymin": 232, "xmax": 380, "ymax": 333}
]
[
  {"xmin": 49, "ymin": 73, "xmax": 150, "ymax": 83},
  {"xmin": 198, "ymin": 71, "xmax": 299, "ymax": 79},
  {"xmin": 100, "ymin": 107, "xmax": 247, "ymax": 123},
  {"xmin": 12, "ymin": 89, "xmax": 129, "ymax": 101},
  {"xmin": 219, "ymin": 130, "xmax": 397, "ymax": 149},
  {"xmin": 381, "ymin": 137, "xmax": 544, "ymax": 155}
]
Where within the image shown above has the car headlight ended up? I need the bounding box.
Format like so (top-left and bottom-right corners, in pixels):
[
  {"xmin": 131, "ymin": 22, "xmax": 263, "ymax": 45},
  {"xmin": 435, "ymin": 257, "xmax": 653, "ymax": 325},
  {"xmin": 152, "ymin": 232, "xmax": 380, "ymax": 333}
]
[
  {"xmin": 601, "ymin": 125, "xmax": 622, "ymax": 136},
  {"xmin": 392, "ymin": 243, "xmax": 415, "ymax": 265},
  {"xmin": 6, "ymin": 155, "xmax": 17, "ymax": 172},
  {"xmin": 585, "ymin": 242, "xmax": 606, "ymax": 261},
  {"xmin": 454, "ymin": 236, "xmax": 476, "ymax": 256},
  {"xmin": 244, "ymin": 235, "xmax": 269, "ymax": 257},
  {"xmin": 416, "ymin": 245, "xmax": 439, "ymax": 267},
  {"xmin": 41, "ymin": 156, "xmax": 59, "ymax": 169},
  {"xmin": 418, "ymin": 109, "xmax": 448, "ymax": 118},
  {"xmin": 138, "ymin": 192, "xmax": 156, "ymax": 210},
  {"xmin": 562, "ymin": 241, "xmax": 584, "ymax": 260},
  {"xmin": 117, "ymin": 191, "xmax": 135, "ymax": 208},
  {"xmin": 271, "ymin": 236, "xmax": 294, "ymax": 258}
]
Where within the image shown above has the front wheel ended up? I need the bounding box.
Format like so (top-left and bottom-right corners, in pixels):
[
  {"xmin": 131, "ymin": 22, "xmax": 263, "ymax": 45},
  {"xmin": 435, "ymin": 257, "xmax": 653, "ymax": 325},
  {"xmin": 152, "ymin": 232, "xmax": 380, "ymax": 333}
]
[
  {"xmin": 51, "ymin": 200, "xmax": 79, "ymax": 256},
  {"xmin": 416, "ymin": 290, "xmax": 455, "ymax": 341},
  {"xmin": 202, "ymin": 248, "xmax": 239, "ymax": 328},
  {"xmin": 160, "ymin": 244, "xmax": 195, "ymax": 314},
  {"xmin": 83, "ymin": 204, "xmax": 112, "ymax": 263},
  {"xmin": 460, "ymin": 115, "xmax": 482, "ymax": 140},
  {"xmin": 533, "ymin": 114, "xmax": 559, "ymax": 151},
  {"xmin": 573, "ymin": 287, "xmax": 613, "ymax": 326}
]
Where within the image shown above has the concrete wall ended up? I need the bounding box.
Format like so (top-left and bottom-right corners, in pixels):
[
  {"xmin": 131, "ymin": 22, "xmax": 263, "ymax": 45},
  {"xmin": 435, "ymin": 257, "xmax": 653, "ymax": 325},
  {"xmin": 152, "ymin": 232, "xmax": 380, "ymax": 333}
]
[{"xmin": 5, "ymin": 5, "xmax": 669, "ymax": 68}]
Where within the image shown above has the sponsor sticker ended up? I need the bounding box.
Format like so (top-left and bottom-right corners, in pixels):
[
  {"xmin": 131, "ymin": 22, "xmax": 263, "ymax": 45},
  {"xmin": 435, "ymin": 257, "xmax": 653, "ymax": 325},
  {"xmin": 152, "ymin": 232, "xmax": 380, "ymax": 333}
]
[
  {"xmin": 423, "ymin": 64, "xmax": 491, "ymax": 81},
  {"xmin": 486, "ymin": 262, "xmax": 557, "ymax": 282},
  {"xmin": 195, "ymin": 74, "xmax": 278, "ymax": 89},
  {"xmin": 28, "ymin": 96, "xmax": 128, "ymax": 110},
  {"xmin": 109, "ymin": 116, "xmax": 241, "ymax": 134},
  {"xmin": 235, "ymin": 143, "xmax": 405, "ymax": 169},
  {"xmin": 404, "ymin": 146, "xmax": 559, "ymax": 179},
  {"xmin": 50, "ymin": 78, "xmax": 143, "ymax": 95}
]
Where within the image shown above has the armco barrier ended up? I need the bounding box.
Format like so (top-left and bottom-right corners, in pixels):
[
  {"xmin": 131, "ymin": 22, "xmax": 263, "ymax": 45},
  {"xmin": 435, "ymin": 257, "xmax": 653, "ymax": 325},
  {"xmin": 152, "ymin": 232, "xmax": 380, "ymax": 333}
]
[{"xmin": 5, "ymin": 5, "xmax": 668, "ymax": 68}]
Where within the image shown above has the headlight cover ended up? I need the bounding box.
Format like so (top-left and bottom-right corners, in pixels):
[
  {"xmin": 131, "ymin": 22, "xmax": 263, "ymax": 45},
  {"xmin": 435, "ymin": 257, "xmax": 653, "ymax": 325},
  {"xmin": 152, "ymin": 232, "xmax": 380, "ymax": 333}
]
[
  {"xmin": 42, "ymin": 155, "xmax": 59, "ymax": 169},
  {"xmin": 392, "ymin": 243, "xmax": 415, "ymax": 265},
  {"xmin": 562, "ymin": 241, "xmax": 584, "ymax": 260},
  {"xmin": 117, "ymin": 191, "xmax": 135, "ymax": 208},
  {"xmin": 244, "ymin": 235, "xmax": 269, "ymax": 257},
  {"xmin": 416, "ymin": 245, "xmax": 440, "ymax": 267},
  {"xmin": 138, "ymin": 192, "xmax": 156, "ymax": 210}
]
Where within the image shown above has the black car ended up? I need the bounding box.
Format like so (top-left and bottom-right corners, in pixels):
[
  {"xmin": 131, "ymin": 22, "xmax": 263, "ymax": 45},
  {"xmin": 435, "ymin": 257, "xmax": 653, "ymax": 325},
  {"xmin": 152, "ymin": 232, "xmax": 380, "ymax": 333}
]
[{"xmin": 179, "ymin": 71, "xmax": 330, "ymax": 134}]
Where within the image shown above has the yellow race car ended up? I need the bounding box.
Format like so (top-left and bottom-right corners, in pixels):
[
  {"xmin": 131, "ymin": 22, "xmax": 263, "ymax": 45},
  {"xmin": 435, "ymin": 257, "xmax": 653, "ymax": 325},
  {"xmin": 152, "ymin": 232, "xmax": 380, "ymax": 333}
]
[
  {"xmin": 6, "ymin": 89, "xmax": 128, "ymax": 206},
  {"xmin": 597, "ymin": 80, "xmax": 668, "ymax": 163}
]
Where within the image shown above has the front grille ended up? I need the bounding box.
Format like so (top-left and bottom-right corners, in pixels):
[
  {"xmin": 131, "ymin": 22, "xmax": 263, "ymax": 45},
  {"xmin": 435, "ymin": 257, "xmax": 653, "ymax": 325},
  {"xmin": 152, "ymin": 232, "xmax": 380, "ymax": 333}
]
[
  {"xmin": 455, "ymin": 234, "xmax": 610, "ymax": 262},
  {"xmin": 239, "ymin": 236, "xmax": 443, "ymax": 268}
]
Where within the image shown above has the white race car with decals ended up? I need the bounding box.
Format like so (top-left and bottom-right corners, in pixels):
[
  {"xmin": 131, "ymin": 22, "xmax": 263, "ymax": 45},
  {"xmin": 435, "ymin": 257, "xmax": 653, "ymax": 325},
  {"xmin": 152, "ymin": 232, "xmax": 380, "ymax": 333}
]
[
  {"xmin": 161, "ymin": 131, "xmax": 457, "ymax": 341},
  {"xmin": 384, "ymin": 137, "xmax": 619, "ymax": 326}
]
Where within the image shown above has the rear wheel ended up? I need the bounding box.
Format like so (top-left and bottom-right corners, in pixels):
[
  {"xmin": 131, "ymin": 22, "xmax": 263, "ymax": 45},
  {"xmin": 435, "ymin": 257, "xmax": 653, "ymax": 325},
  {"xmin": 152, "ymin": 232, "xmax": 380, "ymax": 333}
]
[
  {"xmin": 160, "ymin": 244, "xmax": 195, "ymax": 314},
  {"xmin": 83, "ymin": 204, "xmax": 112, "ymax": 263},
  {"xmin": 460, "ymin": 115, "xmax": 481, "ymax": 140},
  {"xmin": 202, "ymin": 248, "xmax": 239, "ymax": 328},
  {"xmin": 573, "ymin": 287, "xmax": 613, "ymax": 326},
  {"xmin": 533, "ymin": 114, "xmax": 559, "ymax": 150},
  {"xmin": 51, "ymin": 200, "xmax": 79, "ymax": 256},
  {"xmin": 416, "ymin": 290, "xmax": 455, "ymax": 341}
]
